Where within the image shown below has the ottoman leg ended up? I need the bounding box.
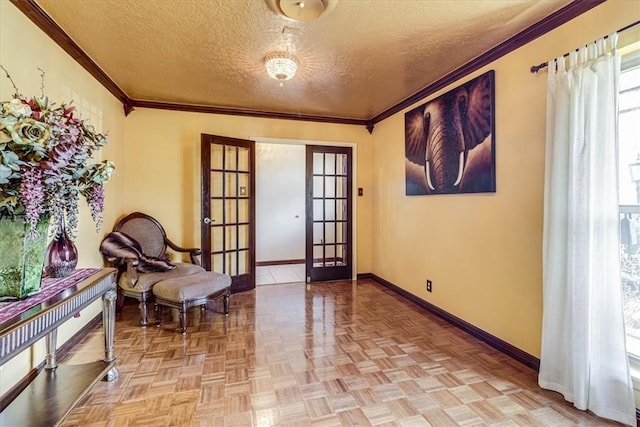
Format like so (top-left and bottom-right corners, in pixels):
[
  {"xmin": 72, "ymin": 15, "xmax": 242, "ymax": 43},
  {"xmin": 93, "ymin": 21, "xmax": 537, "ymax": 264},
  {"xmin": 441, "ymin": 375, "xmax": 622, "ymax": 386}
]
[
  {"xmin": 223, "ymin": 291, "xmax": 230, "ymax": 315},
  {"xmin": 155, "ymin": 303, "xmax": 161, "ymax": 327},
  {"xmin": 179, "ymin": 303, "xmax": 187, "ymax": 334}
]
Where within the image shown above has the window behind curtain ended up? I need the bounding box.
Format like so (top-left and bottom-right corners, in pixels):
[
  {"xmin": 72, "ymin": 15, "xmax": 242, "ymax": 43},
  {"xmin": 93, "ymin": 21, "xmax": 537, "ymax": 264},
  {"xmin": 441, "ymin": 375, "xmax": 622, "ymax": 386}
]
[{"xmin": 618, "ymin": 51, "xmax": 640, "ymax": 359}]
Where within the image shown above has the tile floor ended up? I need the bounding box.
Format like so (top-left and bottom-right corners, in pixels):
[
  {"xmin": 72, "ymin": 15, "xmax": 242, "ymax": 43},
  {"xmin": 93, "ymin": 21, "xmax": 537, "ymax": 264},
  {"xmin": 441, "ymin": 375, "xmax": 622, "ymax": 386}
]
[{"xmin": 257, "ymin": 264, "xmax": 306, "ymax": 286}]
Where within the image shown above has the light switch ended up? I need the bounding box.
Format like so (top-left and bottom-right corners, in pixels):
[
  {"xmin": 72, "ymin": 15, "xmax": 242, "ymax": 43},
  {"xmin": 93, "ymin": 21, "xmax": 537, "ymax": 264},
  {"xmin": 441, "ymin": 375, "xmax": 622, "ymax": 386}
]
[
  {"xmin": 358, "ymin": 187, "xmax": 363, "ymax": 196},
  {"xmin": 240, "ymin": 186, "xmax": 246, "ymax": 195}
]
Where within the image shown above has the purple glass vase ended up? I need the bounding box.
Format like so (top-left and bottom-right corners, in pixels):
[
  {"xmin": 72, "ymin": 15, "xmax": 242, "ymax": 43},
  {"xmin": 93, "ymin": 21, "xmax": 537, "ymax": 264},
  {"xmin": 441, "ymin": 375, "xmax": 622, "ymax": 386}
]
[{"xmin": 45, "ymin": 219, "xmax": 78, "ymax": 278}]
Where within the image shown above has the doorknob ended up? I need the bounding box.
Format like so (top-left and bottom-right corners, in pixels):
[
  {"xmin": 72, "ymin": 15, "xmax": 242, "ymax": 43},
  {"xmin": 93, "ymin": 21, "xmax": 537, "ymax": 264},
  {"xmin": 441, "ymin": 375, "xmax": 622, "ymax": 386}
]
[{"xmin": 203, "ymin": 217, "xmax": 215, "ymax": 224}]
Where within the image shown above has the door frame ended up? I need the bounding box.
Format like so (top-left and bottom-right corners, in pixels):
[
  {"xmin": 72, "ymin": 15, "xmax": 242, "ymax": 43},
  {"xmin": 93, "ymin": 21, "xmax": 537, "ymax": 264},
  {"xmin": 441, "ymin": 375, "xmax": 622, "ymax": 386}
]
[{"xmin": 253, "ymin": 137, "xmax": 358, "ymax": 280}]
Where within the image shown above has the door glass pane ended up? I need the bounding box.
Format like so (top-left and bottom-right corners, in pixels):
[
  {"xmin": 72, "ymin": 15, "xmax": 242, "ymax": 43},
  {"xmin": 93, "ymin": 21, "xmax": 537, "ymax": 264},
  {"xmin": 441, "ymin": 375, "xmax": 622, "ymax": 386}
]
[
  {"xmin": 238, "ymin": 199, "xmax": 249, "ymax": 223},
  {"xmin": 238, "ymin": 249, "xmax": 249, "ymax": 274},
  {"xmin": 313, "ymin": 176, "xmax": 324, "ymax": 197},
  {"xmin": 225, "ymin": 146, "xmax": 237, "ymax": 171},
  {"xmin": 325, "ymin": 176, "xmax": 336, "ymax": 198},
  {"xmin": 336, "ymin": 177, "xmax": 347, "ymax": 197},
  {"xmin": 238, "ymin": 146, "xmax": 249, "ymax": 172},
  {"xmin": 325, "ymin": 222, "xmax": 336, "ymax": 244},
  {"xmin": 212, "ymin": 253, "xmax": 224, "ymax": 273},
  {"xmin": 226, "ymin": 173, "xmax": 237, "ymax": 197},
  {"xmin": 325, "ymin": 153, "xmax": 336, "ymax": 175},
  {"xmin": 211, "ymin": 199, "xmax": 223, "ymax": 226},
  {"xmin": 226, "ymin": 225, "xmax": 237, "ymax": 250},
  {"xmin": 337, "ymin": 244, "xmax": 346, "ymax": 265},
  {"xmin": 238, "ymin": 172, "xmax": 250, "ymax": 197},
  {"xmin": 211, "ymin": 172, "xmax": 223, "ymax": 198},
  {"xmin": 313, "ymin": 153, "xmax": 324, "ymax": 175},
  {"xmin": 336, "ymin": 154, "xmax": 347, "ymax": 176},
  {"xmin": 211, "ymin": 144, "xmax": 223, "ymax": 170},
  {"xmin": 238, "ymin": 224, "xmax": 249, "ymax": 250},
  {"xmin": 313, "ymin": 222, "xmax": 324, "ymax": 244},
  {"xmin": 336, "ymin": 200, "xmax": 346, "ymax": 221},
  {"xmin": 325, "ymin": 200, "xmax": 335, "ymax": 221},
  {"xmin": 313, "ymin": 245, "xmax": 324, "ymax": 266},
  {"xmin": 226, "ymin": 251, "xmax": 237, "ymax": 276},
  {"xmin": 313, "ymin": 200, "xmax": 324, "ymax": 220},
  {"xmin": 336, "ymin": 222, "xmax": 345, "ymax": 244},
  {"xmin": 325, "ymin": 245, "xmax": 336, "ymax": 264},
  {"xmin": 211, "ymin": 227, "xmax": 223, "ymax": 252},
  {"xmin": 225, "ymin": 200, "xmax": 237, "ymax": 224}
]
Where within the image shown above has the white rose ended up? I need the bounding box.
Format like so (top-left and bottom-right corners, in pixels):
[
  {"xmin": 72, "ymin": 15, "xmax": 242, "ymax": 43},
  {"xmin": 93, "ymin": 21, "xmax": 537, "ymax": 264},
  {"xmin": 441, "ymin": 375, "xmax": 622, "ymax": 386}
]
[{"xmin": 3, "ymin": 98, "xmax": 32, "ymax": 117}]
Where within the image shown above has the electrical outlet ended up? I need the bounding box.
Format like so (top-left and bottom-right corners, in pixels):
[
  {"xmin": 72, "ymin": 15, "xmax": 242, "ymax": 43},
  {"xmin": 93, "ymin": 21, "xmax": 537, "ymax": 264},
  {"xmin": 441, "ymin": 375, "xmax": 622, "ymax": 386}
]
[{"xmin": 426, "ymin": 279, "xmax": 432, "ymax": 292}]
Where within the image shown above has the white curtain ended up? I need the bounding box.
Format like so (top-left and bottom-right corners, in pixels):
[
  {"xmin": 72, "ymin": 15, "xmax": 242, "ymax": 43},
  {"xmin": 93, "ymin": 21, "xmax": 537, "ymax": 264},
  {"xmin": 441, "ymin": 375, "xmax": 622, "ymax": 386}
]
[{"xmin": 539, "ymin": 33, "xmax": 636, "ymax": 426}]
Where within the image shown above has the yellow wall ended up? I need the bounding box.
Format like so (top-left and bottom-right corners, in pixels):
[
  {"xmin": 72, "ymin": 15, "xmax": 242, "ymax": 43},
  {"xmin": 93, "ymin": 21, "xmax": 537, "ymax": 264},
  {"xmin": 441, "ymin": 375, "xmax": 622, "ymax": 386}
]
[
  {"xmin": 370, "ymin": 0, "xmax": 640, "ymax": 357},
  {"xmin": 123, "ymin": 109, "xmax": 373, "ymax": 273},
  {"xmin": 0, "ymin": 2, "xmax": 126, "ymax": 395}
]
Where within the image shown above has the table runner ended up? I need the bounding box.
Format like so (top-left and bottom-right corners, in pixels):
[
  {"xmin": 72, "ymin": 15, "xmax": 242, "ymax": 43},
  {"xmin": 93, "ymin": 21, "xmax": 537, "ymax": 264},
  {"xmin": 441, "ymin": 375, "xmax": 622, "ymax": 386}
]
[{"xmin": 0, "ymin": 268, "xmax": 101, "ymax": 325}]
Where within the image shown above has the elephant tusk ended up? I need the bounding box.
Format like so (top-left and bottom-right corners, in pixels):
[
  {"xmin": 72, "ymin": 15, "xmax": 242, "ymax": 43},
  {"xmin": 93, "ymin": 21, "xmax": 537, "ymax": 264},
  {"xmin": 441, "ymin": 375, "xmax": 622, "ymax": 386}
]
[
  {"xmin": 453, "ymin": 151, "xmax": 465, "ymax": 187},
  {"xmin": 425, "ymin": 161, "xmax": 436, "ymax": 191}
]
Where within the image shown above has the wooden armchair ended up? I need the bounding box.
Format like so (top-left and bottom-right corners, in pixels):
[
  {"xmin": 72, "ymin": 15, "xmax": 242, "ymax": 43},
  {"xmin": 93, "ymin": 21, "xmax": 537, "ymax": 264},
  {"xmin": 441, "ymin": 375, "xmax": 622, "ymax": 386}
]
[{"xmin": 106, "ymin": 212, "xmax": 205, "ymax": 326}]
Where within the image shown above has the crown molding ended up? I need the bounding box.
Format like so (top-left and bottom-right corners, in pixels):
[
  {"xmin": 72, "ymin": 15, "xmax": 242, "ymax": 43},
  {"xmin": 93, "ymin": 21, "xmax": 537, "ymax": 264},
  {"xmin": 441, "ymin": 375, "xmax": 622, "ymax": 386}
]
[
  {"xmin": 131, "ymin": 100, "xmax": 368, "ymax": 126},
  {"xmin": 11, "ymin": 0, "xmax": 604, "ymax": 128}
]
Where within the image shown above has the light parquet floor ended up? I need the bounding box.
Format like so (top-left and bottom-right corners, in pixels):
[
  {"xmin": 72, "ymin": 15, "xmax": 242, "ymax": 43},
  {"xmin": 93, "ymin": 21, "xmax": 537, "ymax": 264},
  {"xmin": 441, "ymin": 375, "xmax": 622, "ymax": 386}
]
[{"xmin": 61, "ymin": 279, "xmax": 619, "ymax": 426}]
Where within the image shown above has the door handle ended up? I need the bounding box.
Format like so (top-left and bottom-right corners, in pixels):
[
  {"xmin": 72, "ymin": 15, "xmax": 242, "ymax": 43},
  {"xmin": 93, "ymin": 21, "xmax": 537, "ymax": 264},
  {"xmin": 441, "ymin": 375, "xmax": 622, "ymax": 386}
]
[{"xmin": 203, "ymin": 217, "xmax": 215, "ymax": 224}]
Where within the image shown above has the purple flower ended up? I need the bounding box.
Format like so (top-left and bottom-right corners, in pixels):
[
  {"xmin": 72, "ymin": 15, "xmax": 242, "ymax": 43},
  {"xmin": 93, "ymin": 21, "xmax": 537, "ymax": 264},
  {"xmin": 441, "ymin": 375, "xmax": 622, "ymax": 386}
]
[
  {"xmin": 19, "ymin": 166, "xmax": 45, "ymax": 237},
  {"xmin": 87, "ymin": 185, "xmax": 105, "ymax": 231}
]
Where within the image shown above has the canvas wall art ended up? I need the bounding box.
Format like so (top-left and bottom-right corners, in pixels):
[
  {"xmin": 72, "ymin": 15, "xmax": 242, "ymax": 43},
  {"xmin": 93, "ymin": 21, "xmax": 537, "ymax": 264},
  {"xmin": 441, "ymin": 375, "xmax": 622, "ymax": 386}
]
[{"xmin": 405, "ymin": 70, "xmax": 495, "ymax": 195}]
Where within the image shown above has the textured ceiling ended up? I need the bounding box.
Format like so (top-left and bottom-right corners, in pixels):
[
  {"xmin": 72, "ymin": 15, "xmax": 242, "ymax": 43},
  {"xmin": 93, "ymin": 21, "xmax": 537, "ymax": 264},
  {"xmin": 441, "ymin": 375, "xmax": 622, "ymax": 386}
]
[{"xmin": 34, "ymin": 0, "xmax": 573, "ymax": 121}]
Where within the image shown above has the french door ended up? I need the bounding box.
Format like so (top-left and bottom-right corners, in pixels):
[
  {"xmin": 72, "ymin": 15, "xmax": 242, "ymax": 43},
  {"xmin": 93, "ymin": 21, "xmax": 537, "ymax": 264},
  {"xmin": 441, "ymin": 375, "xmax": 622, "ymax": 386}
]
[
  {"xmin": 306, "ymin": 145, "xmax": 352, "ymax": 282},
  {"xmin": 201, "ymin": 134, "xmax": 255, "ymax": 293}
]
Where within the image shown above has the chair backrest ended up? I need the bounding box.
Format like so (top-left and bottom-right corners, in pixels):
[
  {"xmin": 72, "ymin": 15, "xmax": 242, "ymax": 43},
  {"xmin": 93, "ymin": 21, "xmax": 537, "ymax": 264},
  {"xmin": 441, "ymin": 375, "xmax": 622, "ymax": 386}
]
[{"xmin": 113, "ymin": 212, "xmax": 167, "ymax": 258}]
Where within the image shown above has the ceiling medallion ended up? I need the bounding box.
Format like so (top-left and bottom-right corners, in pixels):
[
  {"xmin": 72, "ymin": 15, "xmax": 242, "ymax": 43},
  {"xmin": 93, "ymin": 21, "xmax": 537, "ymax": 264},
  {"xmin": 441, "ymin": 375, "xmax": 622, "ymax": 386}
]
[
  {"xmin": 267, "ymin": 0, "xmax": 338, "ymax": 22},
  {"xmin": 264, "ymin": 52, "xmax": 299, "ymax": 85}
]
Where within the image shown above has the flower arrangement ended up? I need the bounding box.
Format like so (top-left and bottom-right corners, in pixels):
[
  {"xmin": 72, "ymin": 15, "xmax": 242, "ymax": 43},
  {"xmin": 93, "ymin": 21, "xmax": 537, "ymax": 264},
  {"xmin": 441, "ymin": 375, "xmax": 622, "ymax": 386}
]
[{"xmin": 0, "ymin": 67, "xmax": 114, "ymax": 238}]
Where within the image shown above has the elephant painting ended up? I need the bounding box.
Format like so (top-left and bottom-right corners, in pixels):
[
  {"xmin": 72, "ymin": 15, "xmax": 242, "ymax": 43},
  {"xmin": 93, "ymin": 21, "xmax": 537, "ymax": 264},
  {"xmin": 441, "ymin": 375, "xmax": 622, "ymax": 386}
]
[{"xmin": 405, "ymin": 70, "xmax": 495, "ymax": 195}]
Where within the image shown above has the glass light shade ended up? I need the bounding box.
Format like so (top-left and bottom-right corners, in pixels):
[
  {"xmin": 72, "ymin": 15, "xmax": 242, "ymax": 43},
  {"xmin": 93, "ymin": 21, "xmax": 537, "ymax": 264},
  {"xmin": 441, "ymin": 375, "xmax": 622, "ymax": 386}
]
[{"xmin": 264, "ymin": 53, "xmax": 299, "ymax": 81}]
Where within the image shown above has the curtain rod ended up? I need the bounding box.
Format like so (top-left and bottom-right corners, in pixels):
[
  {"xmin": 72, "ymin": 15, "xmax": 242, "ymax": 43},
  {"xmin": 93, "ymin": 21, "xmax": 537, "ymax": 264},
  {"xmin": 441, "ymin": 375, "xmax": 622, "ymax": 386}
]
[{"xmin": 530, "ymin": 19, "xmax": 640, "ymax": 73}]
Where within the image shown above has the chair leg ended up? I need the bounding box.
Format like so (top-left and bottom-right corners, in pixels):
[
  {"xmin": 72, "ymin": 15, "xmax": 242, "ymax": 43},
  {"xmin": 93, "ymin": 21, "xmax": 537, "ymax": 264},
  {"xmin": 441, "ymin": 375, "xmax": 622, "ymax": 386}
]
[
  {"xmin": 223, "ymin": 291, "xmax": 230, "ymax": 316},
  {"xmin": 179, "ymin": 303, "xmax": 187, "ymax": 334},
  {"xmin": 155, "ymin": 304, "xmax": 161, "ymax": 327},
  {"xmin": 139, "ymin": 295, "xmax": 148, "ymax": 327}
]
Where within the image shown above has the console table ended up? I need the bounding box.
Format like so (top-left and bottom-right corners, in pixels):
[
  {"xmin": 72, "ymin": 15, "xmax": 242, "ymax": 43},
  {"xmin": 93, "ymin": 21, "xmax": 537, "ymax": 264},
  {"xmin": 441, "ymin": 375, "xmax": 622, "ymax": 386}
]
[{"xmin": 0, "ymin": 268, "xmax": 118, "ymax": 426}]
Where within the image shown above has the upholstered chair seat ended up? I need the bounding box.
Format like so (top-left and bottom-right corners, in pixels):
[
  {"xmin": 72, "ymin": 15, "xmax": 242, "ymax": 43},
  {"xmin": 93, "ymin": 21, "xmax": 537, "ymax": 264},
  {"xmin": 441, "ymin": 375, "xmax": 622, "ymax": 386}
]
[{"xmin": 118, "ymin": 263, "xmax": 205, "ymax": 293}]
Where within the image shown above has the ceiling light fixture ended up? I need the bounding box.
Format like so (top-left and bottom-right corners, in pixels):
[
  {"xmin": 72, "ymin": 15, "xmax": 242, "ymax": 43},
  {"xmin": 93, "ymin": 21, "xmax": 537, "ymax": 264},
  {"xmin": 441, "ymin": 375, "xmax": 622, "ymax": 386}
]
[
  {"xmin": 264, "ymin": 52, "xmax": 299, "ymax": 85},
  {"xmin": 266, "ymin": 0, "xmax": 337, "ymax": 22}
]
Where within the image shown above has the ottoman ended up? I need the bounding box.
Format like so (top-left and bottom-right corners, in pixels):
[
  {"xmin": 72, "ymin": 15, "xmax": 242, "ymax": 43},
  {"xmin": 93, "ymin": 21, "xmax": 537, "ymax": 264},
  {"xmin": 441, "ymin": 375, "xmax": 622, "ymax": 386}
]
[{"xmin": 152, "ymin": 271, "xmax": 231, "ymax": 333}]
